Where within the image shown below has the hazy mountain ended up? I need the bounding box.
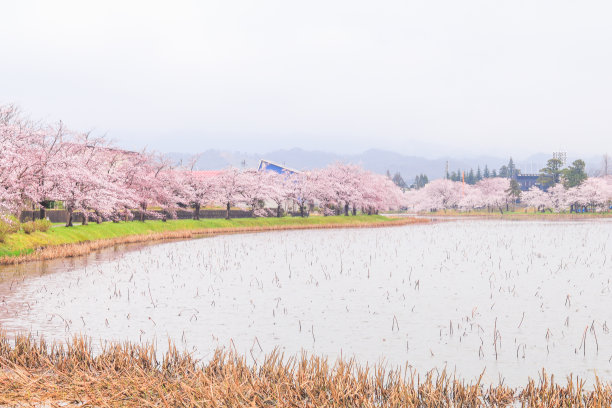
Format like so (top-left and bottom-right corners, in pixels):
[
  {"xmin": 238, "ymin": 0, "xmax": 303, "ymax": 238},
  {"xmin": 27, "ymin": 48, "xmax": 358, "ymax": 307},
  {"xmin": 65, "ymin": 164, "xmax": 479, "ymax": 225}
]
[{"xmin": 167, "ymin": 149, "xmax": 605, "ymax": 183}]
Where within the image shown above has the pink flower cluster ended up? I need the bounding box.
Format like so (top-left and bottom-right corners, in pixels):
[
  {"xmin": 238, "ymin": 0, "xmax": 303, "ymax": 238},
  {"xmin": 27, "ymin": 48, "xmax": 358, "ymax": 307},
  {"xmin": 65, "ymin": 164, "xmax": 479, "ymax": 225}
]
[
  {"xmin": 404, "ymin": 177, "xmax": 612, "ymax": 213},
  {"xmin": 185, "ymin": 164, "xmax": 403, "ymax": 218},
  {"xmin": 404, "ymin": 178, "xmax": 512, "ymax": 212},
  {"xmin": 0, "ymin": 105, "xmax": 403, "ymax": 223},
  {"xmin": 521, "ymin": 178, "xmax": 612, "ymax": 212}
]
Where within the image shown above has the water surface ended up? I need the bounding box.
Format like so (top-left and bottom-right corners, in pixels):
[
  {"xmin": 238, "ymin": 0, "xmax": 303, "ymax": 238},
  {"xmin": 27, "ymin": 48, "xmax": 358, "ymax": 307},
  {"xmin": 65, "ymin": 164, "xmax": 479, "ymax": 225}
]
[{"xmin": 0, "ymin": 220, "xmax": 611, "ymax": 386}]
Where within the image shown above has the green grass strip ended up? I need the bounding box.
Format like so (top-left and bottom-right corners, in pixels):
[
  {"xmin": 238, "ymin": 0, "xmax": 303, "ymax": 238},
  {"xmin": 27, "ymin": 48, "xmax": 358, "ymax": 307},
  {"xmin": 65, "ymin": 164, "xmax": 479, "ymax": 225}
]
[{"xmin": 0, "ymin": 215, "xmax": 395, "ymax": 258}]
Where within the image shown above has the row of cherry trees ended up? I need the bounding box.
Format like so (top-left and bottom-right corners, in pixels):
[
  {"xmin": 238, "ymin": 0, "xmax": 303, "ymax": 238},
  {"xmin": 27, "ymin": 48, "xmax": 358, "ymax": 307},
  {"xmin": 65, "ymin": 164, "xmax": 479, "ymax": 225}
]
[
  {"xmin": 404, "ymin": 178, "xmax": 513, "ymax": 213},
  {"xmin": 521, "ymin": 178, "xmax": 612, "ymax": 212},
  {"xmin": 0, "ymin": 105, "xmax": 403, "ymax": 225},
  {"xmin": 190, "ymin": 164, "xmax": 403, "ymax": 219},
  {"xmin": 404, "ymin": 177, "xmax": 612, "ymax": 213}
]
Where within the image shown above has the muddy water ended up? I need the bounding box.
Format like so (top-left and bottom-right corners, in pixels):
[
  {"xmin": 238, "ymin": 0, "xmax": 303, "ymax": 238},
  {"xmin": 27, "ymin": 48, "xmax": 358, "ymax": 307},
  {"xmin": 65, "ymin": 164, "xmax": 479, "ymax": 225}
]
[{"xmin": 0, "ymin": 220, "xmax": 611, "ymax": 387}]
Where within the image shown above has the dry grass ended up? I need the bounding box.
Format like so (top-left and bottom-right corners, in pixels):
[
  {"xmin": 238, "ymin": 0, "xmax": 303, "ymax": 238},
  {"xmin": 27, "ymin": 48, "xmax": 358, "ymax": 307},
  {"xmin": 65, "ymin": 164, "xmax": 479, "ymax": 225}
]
[
  {"xmin": 0, "ymin": 333, "xmax": 610, "ymax": 407},
  {"xmin": 0, "ymin": 217, "xmax": 427, "ymax": 266}
]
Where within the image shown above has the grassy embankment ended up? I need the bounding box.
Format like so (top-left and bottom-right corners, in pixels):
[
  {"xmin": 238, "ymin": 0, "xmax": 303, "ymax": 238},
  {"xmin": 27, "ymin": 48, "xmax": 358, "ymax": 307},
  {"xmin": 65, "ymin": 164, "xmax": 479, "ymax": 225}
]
[
  {"xmin": 0, "ymin": 215, "xmax": 425, "ymax": 263},
  {"xmin": 0, "ymin": 333, "xmax": 610, "ymax": 407}
]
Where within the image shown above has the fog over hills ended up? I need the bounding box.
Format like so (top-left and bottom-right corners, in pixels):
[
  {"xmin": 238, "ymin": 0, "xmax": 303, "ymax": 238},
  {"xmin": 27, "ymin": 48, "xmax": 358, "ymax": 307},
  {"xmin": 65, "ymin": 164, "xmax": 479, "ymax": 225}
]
[{"xmin": 168, "ymin": 148, "xmax": 605, "ymax": 183}]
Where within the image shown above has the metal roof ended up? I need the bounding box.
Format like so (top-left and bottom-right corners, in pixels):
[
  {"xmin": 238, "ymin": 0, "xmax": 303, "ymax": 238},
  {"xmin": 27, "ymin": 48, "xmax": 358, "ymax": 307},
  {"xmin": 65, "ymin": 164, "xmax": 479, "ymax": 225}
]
[{"xmin": 258, "ymin": 159, "xmax": 301, "ymax": 174}]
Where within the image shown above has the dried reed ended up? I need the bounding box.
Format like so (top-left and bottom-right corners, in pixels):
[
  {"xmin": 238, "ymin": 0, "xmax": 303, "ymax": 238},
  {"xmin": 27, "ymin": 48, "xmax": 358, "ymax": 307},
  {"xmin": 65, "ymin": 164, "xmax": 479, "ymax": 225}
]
[{"xmin": 0, "ymin": 332, "xmax": 610, "ymax": 407}]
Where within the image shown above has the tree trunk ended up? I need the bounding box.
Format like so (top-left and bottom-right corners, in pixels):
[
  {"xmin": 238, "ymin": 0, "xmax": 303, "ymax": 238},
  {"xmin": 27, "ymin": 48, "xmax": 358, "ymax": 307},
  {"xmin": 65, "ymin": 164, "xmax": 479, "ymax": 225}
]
[
  {"xmin": 66, "ymin": 208, "xmax": 73, "ymax": 227},
  {"xmin": 226, "ymin": 202, "xmax": 231, "ymax": 220},
  {"xmin": 277, "ymin": 205, "xmax": 281, "ymax": 217},
  {"xmin": 498, "ymin": 206, "xmax": 504, "ymax": 215},
  {"xmin": 300, "ymin": 204, "xmax": 305, "ymax": 218},
  {"xmin": 139, "ymin": 204, "xmax": 146, "ymax": 222},
  {"xmin": 194, "ymin": 203, "xmax": 201, "ymax": 220},
  {"xmin": 352, "ymin": 205, "xmax": 356, "ymax": 216},
  {"xmin": 344, "ymin": 203, "xmax": 349, "ymax": 216},
  {"xmin": 39, "ymin": 206, "xmax": 46, "ymax": 220},
  {"xmin": 82, "ymin": 211, "xmax": 88, "ymax": 225}
]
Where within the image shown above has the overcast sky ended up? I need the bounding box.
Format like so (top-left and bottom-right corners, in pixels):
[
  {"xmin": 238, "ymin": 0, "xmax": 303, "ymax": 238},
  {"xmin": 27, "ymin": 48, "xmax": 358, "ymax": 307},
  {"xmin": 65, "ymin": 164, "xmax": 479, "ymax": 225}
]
[{"xmin": 1, "ymin": 1, "xmax": 611, "ymax": 158}]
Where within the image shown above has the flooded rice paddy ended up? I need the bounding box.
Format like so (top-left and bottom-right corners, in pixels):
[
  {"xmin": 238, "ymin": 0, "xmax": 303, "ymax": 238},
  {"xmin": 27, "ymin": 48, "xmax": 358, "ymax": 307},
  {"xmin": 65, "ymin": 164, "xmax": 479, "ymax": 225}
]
[{"xmin": 0, "ymin": 219, "xmax": 611, "ymax": 387}]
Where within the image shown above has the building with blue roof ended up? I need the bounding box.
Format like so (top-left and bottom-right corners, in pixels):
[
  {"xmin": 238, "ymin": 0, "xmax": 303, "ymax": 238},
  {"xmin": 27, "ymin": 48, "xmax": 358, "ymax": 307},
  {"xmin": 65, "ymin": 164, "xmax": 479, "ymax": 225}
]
[{"xmin": 257, "ymin": 159, "xmax": 300, "ymax": 175}]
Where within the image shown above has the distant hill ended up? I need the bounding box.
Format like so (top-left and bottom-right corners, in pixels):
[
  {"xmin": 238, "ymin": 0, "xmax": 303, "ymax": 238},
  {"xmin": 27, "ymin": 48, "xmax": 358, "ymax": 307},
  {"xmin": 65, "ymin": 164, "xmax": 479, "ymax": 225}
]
[{"xmin": 166, "ymin": 148, "xmax": 604, "ymax": 183}]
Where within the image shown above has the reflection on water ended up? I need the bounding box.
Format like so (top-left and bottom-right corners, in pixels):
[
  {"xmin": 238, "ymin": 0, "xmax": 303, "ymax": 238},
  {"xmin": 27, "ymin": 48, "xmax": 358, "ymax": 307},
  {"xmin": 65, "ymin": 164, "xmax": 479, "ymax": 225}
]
[{"xmin": 0, "ymin": 220, "xmax": 611, "ymax": 387}]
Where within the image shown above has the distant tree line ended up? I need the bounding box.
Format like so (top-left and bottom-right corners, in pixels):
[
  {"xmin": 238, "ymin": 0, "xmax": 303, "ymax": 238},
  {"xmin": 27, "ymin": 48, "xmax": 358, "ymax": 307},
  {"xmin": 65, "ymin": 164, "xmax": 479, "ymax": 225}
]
[
  {"xmin": 385, "ymin": 152, "xmax": 594, "ymax": 194},
  {"xmin": 445, "ymin": 155, "xmax": 590, "ymax": 190},
  {"xmin": 446, "ymin": 158, "xmax": 519, "ymax": 185},
  {"xmin": 412, "ymin": 174, "xmax": 429, "ymax": 189},
  {"xmin": 386, "ymin": 171, "xmax": 429, "ymax": 190}
]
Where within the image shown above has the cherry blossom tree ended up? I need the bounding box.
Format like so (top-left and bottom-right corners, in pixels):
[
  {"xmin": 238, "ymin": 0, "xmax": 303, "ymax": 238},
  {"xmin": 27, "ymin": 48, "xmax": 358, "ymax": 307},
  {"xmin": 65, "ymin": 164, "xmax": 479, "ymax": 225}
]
[
  {"xmin": 24, "ymin": 122, "xmax": 68, "ymax": 221},
  {"xmin": 119, "ymin": 151, "xmax": 178, "ymax": 222},
  {"xmin": 54, "ymin": 132, "xmax": 117, "ymax": 226},
  {"xmin": 310, "ymin": 166, "xmax": 341, "ymax": 215},
  {"xmin": 476, "ymin": 178, "xmax": 510, "ymax": 213},
  {"xmin": 573, "ymin": 178, "xmax": 610, "ymax": 212},
  {"xmin": 401, "ymin": 188, "xmax": 420, "ymax": 212},
  {"xmin": 182, "ymin": 163, "xmax": 219, "ymax": 220},
  {"xmin": 239, "ymin": 169, "xmax": 273, "ymax": 217},
  {"xmin": 359, "ymin": 173, "xmax": 402, "ymax": 214},
  {"xmin": 547, "ymin": 184, "xmax": 568, "ymax": 213},
  {"xmin": 419, "ymin": 179, "xmax": 461, "ymax": 211},
  {"xmin": 521, "ymin": 186, "xmax": 550, "ymax": 212},
  {"xmin": 286, "ymin": 172, "xmax": 316, "ymax": 217},
  {"xmin": 330, "ymin": 163, "xmax": 364, "ymax": 216},
  {"xmin": 215, "ymin": 167, "xmax": 244, "ymax": 219},
  {"xmin": 265, "ymin": 171, "xmax": 290, "ymax": 217},
  {"xmin": 0, "ymin": 105, "xmax": 42, "ymax": 217},
  {"xmin": 309, "ymin": 163, "xmax": 396, "ymax": 216},
  {"xmin": 457, "ymin": 185, "xmax": 483, "ymax": 211}
]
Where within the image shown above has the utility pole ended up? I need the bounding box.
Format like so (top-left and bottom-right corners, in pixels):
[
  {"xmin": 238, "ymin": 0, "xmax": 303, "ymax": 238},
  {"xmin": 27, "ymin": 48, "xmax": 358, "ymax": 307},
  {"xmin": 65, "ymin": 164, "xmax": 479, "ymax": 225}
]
[{"xmin": 445, "ymin": 161, "xmax": 449, "ymax": 179}]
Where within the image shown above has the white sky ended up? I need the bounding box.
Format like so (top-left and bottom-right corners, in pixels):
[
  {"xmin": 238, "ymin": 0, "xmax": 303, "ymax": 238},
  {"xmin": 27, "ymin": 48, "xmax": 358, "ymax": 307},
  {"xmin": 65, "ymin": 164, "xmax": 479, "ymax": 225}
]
[{"xmin": 1, "ymin": 1, "xmax": 611, "ymax": 157}]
